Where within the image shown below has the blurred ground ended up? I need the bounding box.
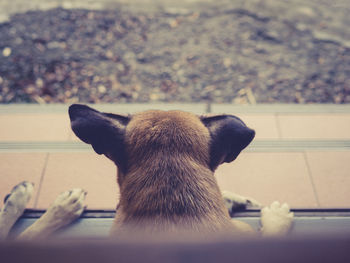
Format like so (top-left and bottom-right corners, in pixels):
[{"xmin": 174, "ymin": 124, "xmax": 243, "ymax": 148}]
[{"xmin": 0, "ymin": 0, "xmax": 349, "ymax": 104}]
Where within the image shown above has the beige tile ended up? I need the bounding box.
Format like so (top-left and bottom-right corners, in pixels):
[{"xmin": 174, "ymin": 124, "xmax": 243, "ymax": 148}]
[
  {"xmin": 37, "ymin": 153, "xmax": 118, "ymax": 209},
  {"xmin": 306, "ymin": 151, "xmax": 350, "ymax": 208},
  {"xmin": 236, "ymin": 114, "xmax": 280, "ymax": 139},
  {"xmin": 0, "ymin": 114, "xmax": 71, "ymax": 141},
  {"xmin": 68, "ymin": 129, "xmax": 81, "ymax": 142},
  {"xmin": 0, "ymin": 153, "xmax": 47, "ymax": 208},
  {"xmin": 278, "ymin": 114, "xmax": 350, "ymax": 139},
  {"xmin": 216, "ymin": 152, "xmax": 318, "ymax": 208}
]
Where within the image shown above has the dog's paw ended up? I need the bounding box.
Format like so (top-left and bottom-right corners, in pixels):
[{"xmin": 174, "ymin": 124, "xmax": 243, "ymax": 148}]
[
  {"xmin": 0, "ymin": 181, "xmax": 34, "ymax": 240},
  {"xmin": 42, "ymin": 188, "xmax": 87, "ymax": 228},
  {"xmin": 260, "ymin": 201, "xmax": 294, "ymax": 237},
  {"xmin": 2, "ymin": 181, "xmax": 34, "ymax": 215},
  {"xmin": 222, "ymin": 190, "xmax": 261, "ymax": 213},
  {"xmin": 18, "ymin": 188, "xmax": 87, "ymax": 240}
]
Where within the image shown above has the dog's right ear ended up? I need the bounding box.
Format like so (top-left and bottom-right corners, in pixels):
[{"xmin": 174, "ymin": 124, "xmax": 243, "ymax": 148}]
[
  {"xmin": 201, "ymin": 115, "xmax": 255, "ymax": 170},
  {"xmin": 69, "ymin": 104, "xmax": 130, "ymax": 168}
]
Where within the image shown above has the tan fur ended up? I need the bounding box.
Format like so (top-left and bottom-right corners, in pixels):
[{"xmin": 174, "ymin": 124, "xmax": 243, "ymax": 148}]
[{"xmin": 108, "ymin": 110, "xmax": 247, "ymax": 236}]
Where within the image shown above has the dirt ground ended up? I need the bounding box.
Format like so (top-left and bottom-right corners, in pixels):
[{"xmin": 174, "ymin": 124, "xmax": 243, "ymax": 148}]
[{"xmin": 0, "ymin": 0, "xmax": 349, "ymax": 104}]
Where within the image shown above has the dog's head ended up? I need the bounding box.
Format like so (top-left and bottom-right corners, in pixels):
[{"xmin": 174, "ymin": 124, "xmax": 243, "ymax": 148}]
[{"xmin": 69, "ymin": 104, "xmax": 255, "ymax": 173}]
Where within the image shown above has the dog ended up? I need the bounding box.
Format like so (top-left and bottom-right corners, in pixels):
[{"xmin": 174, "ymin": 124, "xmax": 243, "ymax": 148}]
[
  {"xmin": 0, "ymin": 104, "xmax": 293, "ymax": 240},
  {"xmin": 68, "ymin": 104, "xmax": 293, "ymax": 237}
]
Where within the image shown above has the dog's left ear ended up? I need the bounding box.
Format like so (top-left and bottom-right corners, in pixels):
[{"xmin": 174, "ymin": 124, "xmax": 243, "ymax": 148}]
[
  {"xmin": 69, "ymin": 104, "xmax": 130, "ymax": 169},
  {"xmin": 201, "ymin": 115, "xmax": 255, "ymax": 170}
]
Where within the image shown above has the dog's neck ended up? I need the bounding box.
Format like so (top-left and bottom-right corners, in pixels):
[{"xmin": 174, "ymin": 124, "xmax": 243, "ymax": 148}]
[{"xmin": 116, "ymin": 154, "xmax": 228, "ymax": 227}]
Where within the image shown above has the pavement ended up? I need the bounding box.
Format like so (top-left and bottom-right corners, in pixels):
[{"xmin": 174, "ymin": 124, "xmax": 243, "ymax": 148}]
[
  {"xmin": 0, "ymin": 103, "xmax": 349, "ymax": 210},
  {"xmin": 1, "ymin": 0, "xmax": 349, "ymax": 44}
]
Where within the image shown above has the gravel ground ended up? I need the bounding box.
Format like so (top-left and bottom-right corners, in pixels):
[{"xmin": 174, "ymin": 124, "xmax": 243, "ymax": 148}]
[{"xmin": 0, "ymin": 0, "xmax": 349, "ymax": 104}]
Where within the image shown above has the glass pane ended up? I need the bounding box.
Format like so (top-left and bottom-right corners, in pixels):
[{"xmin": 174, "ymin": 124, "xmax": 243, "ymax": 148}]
[{"xmin": 0, "ymin": 1, "xmax": 349, "ymax": 220}]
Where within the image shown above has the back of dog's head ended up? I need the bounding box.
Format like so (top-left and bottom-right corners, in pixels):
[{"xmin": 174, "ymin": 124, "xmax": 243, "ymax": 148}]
[
  {"xmin": 68, "ymin": 104, "xmax": 255, "ymax": 173},
  {"xmin": 125, "ymin": 110, "xmax": 210, "ymax": 167}
]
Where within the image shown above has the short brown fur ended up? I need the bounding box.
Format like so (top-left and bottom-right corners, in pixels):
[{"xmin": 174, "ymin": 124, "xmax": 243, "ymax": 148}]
[
  {"xmin": 114, "ymin": 110, "xmax": 232, "ymax": 235},
  {"xmin": 68, "ymin": 104, "xmax": 256, "ymax": 237}
]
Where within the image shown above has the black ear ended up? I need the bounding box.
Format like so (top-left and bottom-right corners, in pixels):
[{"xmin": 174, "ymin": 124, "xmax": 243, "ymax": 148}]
[
  {"xmin": 201, "ymin": 115, "xmax": 255, "ymax": 170},
  {"xmin": 69, "ymin": 104, "xmax": 130, "ymax": 169}
]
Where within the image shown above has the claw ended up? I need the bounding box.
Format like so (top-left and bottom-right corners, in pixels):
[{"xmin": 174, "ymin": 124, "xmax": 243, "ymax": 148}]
[{"xmin": 3, "ymin": 193, "xmax": 11, "ymax": 204}]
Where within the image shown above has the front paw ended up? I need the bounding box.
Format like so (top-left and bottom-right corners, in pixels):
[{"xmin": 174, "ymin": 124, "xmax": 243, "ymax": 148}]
[
  {"xmin": 0, "ymin": 181, "xmax": 34, "ymax": 239},
  {"xmin": 222, "ymin": 190, "xmax": 261, "ymax": 213},
  {"xmin": 261, "ymin": 201, "xmax": 294, "ymax": 237},
  {"xmin": 43, "ymin": 188, "xmax": 87, "ymax": 228},
  {"xmin": 3, "ymin": 181, "xmax": 34, "ymax": 214}
]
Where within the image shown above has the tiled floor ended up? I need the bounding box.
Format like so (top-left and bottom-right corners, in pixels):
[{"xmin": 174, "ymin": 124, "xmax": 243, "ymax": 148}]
[
  {"xmin": 37, "ymin": 152, "xmax": 118, "ymax": 209},
  {"xmin": 0, "ymin": 105, "xmax": 349, "ymax": 210},
  {"xmin": 277, "ymin": 114, "xmax": 350, "ymax": 139},
  {"xmin": 0, "ymin": 153, "xmax": 47, "ymax": 208},
  {"xmin": 305, "ymin": 151, "xmax": 350, "ymax": 207},
  {"xmin": 216, "ymin": 152, "xmax": 319, "ymax": 208},
  {"xmin": 0, "ymin": 114, "xmax": 71, "ymax": 141}
]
